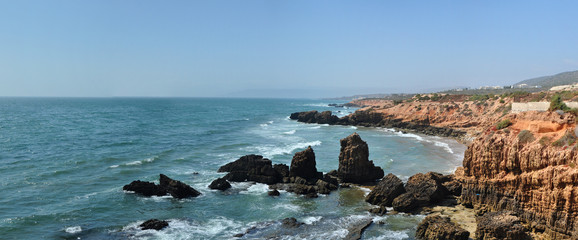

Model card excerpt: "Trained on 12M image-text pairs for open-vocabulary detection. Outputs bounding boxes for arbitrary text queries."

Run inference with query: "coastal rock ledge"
[415,215,469,240]
[123,174,201,199]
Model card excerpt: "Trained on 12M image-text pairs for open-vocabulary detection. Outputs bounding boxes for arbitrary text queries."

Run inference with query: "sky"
[1,1,578,98]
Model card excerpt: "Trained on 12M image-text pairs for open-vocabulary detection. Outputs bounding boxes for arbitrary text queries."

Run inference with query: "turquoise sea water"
[0,98,465,239]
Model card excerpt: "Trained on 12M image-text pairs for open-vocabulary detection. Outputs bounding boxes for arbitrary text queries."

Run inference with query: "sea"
[0,98,466,240]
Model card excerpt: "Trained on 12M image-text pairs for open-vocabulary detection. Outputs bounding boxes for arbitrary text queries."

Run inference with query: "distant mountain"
[514,70,578,88]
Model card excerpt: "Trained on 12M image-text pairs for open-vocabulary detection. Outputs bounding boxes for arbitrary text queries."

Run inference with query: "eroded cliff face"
[457,111,578,239]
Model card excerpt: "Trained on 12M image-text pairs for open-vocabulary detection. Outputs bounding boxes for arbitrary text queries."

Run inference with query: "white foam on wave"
[254,140,322,158]
[302,103,330,107]
[365,231,410,240]
[64,226,82,234]
[350,126,358,129]
[110,156,157,168]
[358,186,372,196]
[272,203,301,212]
[301,216,322,225]
[124,217,243,240]
[385,128,461,156]
[240,183,270,195]
[283,130,296,135]
[433,141,454,154]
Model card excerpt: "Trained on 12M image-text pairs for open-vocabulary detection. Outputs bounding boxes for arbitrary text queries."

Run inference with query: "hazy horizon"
[2,1,578,98]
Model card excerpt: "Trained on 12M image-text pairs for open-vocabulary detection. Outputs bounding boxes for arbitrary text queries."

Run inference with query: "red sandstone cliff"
[347,93,578,238]
[457,111,578,239]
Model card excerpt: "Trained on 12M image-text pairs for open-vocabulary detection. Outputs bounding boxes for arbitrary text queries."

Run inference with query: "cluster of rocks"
[365,172,461,214]
[290,110,465,138]
[123,174,201,199]
[214,133,384,198]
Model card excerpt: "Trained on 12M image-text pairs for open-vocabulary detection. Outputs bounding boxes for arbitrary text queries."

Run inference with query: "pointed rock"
[337,133,384,183]
[289,146,321,180]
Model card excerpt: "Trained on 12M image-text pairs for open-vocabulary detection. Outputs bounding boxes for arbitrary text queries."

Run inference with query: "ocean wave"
[109,156,157,168]
[283,130,296,135]
[301,216,323,225]
[64,226,82,234]
[253,140,322,158]
[123,217,243,240]
[240,183,270,195]
[302,103,330,107]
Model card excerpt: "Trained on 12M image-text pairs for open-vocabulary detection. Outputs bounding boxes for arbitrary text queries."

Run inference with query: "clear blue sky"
[1,1,578,98]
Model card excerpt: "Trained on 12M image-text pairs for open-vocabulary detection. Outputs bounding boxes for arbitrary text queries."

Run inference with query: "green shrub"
[552,131,577,147]
[496,119,512,130]
[549,94,570,111]
[499,99,505,104]
[539,136,550,146]
[517,130,535,144]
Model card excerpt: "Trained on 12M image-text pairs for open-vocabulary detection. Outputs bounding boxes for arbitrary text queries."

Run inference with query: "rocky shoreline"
[290,110,466,140]
[289,97,578,239]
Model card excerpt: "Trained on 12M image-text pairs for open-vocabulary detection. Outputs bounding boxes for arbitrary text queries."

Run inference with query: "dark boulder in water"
[392,192,419,212]
[159,174,201,198]
[281,217,303,228]
[140,219,169,231]
[123,180,166,197]
[289,146,322,181]
[366,173,406,207]
[415,215,469,240]
[208,177,231,191]
[344,218,373,240]
[218,155,286,185]
[368,206,388,216]
[337,133,384,183]
[390,172,455,212]
[268,189,280,196]
[123,174,200,199]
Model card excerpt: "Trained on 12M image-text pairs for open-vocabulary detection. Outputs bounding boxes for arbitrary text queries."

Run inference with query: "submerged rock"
[368,206,388,216]
[366,173,405,207]
[268,189,280,196]
[337,133,384,183]
[343,219,373,240]
[208,177,231,191]
[281,217,303,228]
[140,219,169,231]
[415,215,469,240]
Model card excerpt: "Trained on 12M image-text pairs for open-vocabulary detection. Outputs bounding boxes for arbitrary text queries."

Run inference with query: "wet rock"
[392,192,418,212]
[123,180,166,197]
[218,155,284,184]
[281,217,303,228]
[123,174,200,198]
[337,133,384,183]
[316,179,336,195]
[289,146,322,181]
[159,174,201,198]
[368,206,388,216]
[289,110,339,124]
[208,177,231,191]
[366,173,405,207]
[140,219,169,231]
[344,219,373,240]
[268,189,280,196]
[415,215,469,240]
[475,211,531,240]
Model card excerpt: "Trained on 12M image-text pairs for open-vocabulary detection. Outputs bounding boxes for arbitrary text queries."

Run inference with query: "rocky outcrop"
[140,219,169,231]
[218,154,288,184]
[290,110,465,138]
[415,215,469,240]
[377,172,455,213]
[475,211,530,240]
[289,110,339,124]
[219,148,338,197]
[458,111,578,239]
[208,177,231,191]
[337,133,384,183]
[123,174,201,199]
[289,146,322,180]
[343,219,373,240]
[365,173,405,207]
[159,174,202,198]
